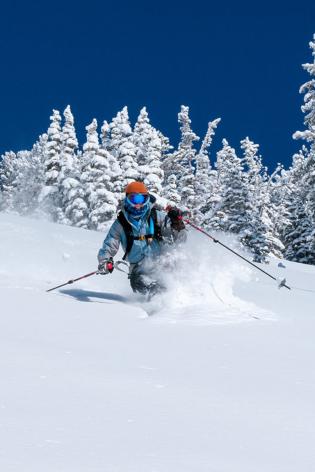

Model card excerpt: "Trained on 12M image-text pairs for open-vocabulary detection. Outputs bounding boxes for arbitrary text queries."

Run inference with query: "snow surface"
[1,213,315,471]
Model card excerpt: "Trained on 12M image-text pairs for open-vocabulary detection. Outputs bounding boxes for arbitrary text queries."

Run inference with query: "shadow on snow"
[60,288,129,304]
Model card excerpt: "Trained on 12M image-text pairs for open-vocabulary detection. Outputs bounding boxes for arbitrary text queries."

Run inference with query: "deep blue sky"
[1,0,315,171]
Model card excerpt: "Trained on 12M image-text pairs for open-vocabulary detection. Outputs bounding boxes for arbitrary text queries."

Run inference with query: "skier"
[97,181,186,297]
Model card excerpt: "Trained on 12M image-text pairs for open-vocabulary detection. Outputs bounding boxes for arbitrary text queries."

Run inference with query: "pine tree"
[293,34,315,145]
[292,34,315,263]
[164,106,199,208]
[28,134,49,216]
[100,120,123,200]
[61,105,78,167]
[238,137,266,258]
[281,149,314,262]
[284,198,313,263]
[133,107,151,167]
[0,151,17,212]
[203,139,249,233]
[43,109,62,186]
[0,151,33,215]
[241,137,264,191]
[1,138,48,218]
[178,106,199,208]
[11,150,35,215]
[60,176,89,228]
[159,130,174,190]
[109,107,139,189]
[157,130,173,156]
[240,138,284,261]
[194,118,221,221]
[162,174,181,205]
[141,131,164,193]
[57,105,81,225]
[133,107,164,193]
[40,109,63,220]
[81,119,118,231]
[101,120,111,151]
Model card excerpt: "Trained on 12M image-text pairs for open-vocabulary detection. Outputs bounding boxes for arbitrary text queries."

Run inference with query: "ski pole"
[183,219,291,291]
[46,270,99,292]
[46,260,128,293]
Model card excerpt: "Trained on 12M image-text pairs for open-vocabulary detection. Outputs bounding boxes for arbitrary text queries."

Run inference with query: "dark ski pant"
[128,261,165,297]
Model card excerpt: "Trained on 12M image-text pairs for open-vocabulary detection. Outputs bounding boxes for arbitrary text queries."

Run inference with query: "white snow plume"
[142,230,275,323]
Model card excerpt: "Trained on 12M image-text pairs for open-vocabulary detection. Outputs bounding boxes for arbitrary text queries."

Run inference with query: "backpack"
[117,207,163,260]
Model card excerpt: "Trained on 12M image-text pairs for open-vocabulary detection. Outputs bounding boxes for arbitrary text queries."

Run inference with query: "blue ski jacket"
[98,201,185,264]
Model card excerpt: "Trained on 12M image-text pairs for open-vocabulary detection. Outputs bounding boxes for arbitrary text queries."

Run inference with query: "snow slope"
[1,213,315,472]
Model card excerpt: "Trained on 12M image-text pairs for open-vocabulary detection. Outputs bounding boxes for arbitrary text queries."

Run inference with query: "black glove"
[167,207,185,231]
[98,257,114,275]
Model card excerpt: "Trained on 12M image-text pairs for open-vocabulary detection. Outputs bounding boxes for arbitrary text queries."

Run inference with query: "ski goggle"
[127,193,149,205]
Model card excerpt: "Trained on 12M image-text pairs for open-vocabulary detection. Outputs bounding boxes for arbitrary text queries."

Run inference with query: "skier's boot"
[129,263,165,299]
[146,280,166,301]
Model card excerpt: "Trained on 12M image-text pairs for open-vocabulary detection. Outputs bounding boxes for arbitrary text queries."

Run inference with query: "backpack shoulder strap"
[117,211,134,260]
[150,207,163,242]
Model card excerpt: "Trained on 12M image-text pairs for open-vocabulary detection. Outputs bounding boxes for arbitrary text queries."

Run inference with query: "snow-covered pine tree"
[11,150,35,215]
[281,150,311,261]
[282,149,314,262]
[178,106,199,209]
[4,135,48,218]
[27,134,49,216]
[292,34,315,263]
[194,118,221,222]
[0,150,35,216]
[163,106,199,209]
[162,174,181,205]
[241,137,264,191]
[239,138,284,261]
[100,120,123,202]
[100,120,111,151]
[284,198,314,263]
[203,139,249,233]
[157,130,173,156]
[108,108,129,154]
[59,175,89,229]
[109,107,139,189]
[158,130,175,202]
[43,109,63,187]
[133,107,164,193]
[133,107,151,167]
[61,105,78,168]
[81,119,118,231]
[0,151,17,212]
[238,137,266,257]
[39,109,63,220]
[293,34,315,145]
[142,132,164,193]
[55,106,89,227]
[62,148,89,229]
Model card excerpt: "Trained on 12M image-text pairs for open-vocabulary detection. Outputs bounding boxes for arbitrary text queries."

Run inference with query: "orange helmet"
[125,181,149,195]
